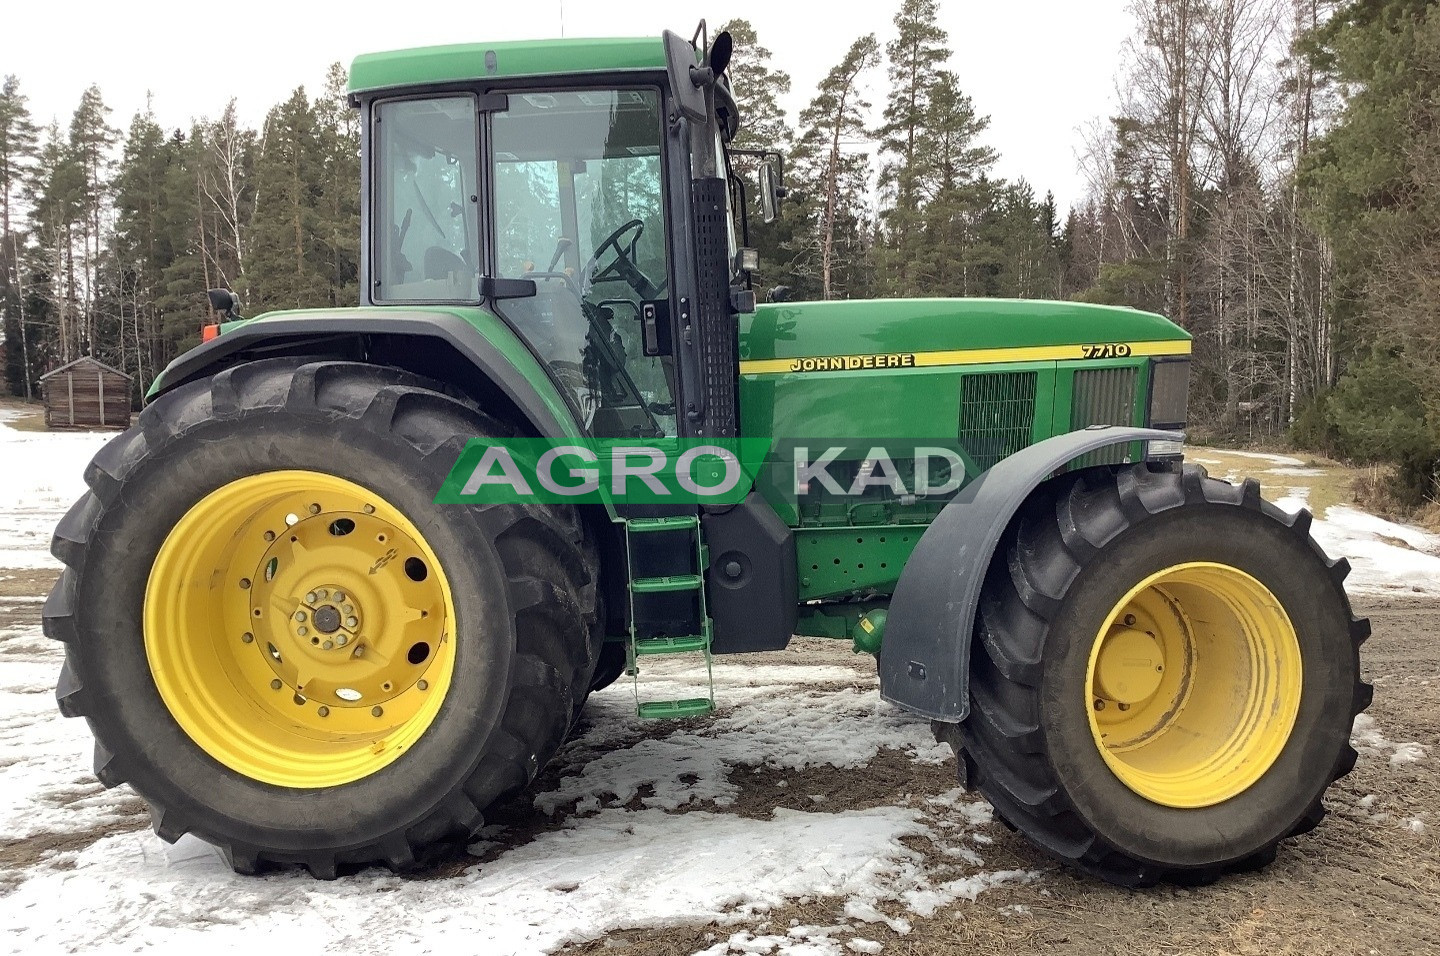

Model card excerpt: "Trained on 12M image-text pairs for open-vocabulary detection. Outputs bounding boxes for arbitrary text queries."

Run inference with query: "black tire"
[588,642,628,693]
[952,464,1371,887]
[47,359,602,878]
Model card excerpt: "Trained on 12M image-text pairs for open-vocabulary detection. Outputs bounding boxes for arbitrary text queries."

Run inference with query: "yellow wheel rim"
[144,471,456,788]
[1085,562,1302,808]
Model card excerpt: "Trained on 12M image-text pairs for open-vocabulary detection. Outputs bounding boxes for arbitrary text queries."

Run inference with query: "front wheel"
[955,465,1371,886]
[48,359,601,877]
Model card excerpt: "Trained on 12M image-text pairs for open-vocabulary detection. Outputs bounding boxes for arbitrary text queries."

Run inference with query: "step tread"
[630,574,704,593]
[634,635,711,655]
[626,516,700,532]
[637,698,715,719]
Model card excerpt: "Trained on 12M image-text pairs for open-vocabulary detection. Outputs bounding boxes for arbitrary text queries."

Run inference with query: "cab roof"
[348,37,669,95]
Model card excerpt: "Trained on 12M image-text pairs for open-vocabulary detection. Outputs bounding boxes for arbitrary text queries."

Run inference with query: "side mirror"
[759,161,780,224]
[207,288,240,320]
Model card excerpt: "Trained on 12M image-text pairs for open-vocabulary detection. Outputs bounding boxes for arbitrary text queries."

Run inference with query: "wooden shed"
[39,357,133,430]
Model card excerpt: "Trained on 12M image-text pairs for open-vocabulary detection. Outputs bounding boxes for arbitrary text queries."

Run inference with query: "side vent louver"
[958,372,1038,474]
[1070,367,1140,467]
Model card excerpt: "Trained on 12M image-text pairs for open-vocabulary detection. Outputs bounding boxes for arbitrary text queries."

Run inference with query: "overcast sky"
[2,0,1133,212]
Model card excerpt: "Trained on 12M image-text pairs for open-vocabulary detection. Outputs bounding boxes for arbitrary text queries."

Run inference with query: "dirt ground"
[3,563,1436,954]
[554,594,1440,956]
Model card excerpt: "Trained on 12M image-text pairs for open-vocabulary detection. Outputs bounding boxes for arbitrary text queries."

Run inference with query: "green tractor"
[47,26,1368,887]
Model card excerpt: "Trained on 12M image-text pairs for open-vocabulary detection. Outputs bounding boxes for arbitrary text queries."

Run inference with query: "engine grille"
[1070,366,1139,467]
[958,372,1038,473]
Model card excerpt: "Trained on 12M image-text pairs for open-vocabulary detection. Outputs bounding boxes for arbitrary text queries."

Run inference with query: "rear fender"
[878,427,1184,722]
[147,310,582,443]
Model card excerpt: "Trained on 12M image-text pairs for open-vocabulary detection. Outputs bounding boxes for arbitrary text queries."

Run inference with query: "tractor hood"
[738,298,1189,374]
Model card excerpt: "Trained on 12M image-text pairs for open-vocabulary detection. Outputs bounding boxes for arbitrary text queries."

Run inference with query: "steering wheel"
[585,219,661,298]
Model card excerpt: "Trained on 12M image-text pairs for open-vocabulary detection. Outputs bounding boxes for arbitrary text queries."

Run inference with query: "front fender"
[878,427,1184,722]
[147,308,583,442]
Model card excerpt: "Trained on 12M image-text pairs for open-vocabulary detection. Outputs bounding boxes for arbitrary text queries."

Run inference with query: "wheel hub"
[1093,627,1164,705]
[313,604,342,634]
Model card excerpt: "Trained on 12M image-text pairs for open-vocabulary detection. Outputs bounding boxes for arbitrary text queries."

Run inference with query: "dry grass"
[1350,465,1440,533]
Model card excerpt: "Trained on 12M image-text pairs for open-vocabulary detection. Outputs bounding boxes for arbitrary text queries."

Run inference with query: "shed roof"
[39,356,133,382]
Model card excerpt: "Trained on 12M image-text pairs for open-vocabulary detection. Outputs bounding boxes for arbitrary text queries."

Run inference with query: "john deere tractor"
[47,26,1368,886]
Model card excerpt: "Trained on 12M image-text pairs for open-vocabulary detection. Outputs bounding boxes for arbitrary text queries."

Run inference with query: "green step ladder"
[623,515,715,719]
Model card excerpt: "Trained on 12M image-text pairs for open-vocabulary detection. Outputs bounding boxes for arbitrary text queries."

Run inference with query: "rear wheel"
[48,359,601,877]
[956,465,1371,886]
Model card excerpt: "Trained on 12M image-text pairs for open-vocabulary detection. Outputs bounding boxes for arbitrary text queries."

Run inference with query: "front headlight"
[1146,438,1186,458]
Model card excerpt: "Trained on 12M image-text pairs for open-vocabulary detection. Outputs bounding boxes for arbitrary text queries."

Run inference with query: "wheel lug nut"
[238,578,251,590]
[305,591,317,604]
[1123,614,1136,626]
[371,706,383,718]
[263,530,276,542]
[342,604,354,615]
[323,640,334,650]
[309,503,321,515]
[317,706,329,717]
[333,591,347,603]
[241,632,253,644]
[345,616,358,628]
[298,626,309,637]
[270,679,283,690]
[336,635,348,647]
[363,504,375,514]
[418,679,428,691]
[1094,699,1106,711]
[295,611,307,622]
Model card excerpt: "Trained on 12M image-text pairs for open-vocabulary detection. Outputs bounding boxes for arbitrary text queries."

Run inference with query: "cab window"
[491,89,674,437]
[374,96,479,302]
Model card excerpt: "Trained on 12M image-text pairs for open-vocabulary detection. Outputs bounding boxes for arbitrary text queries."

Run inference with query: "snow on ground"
[1351,713,1430,770]
[1195,448,1306,467]
[538,665,949,815]
[0,651,1019,956]
[0,419,111,569]
[1272,495,1440,595]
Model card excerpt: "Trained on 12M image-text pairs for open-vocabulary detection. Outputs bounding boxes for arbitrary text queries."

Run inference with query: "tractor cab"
[350,27,780,440]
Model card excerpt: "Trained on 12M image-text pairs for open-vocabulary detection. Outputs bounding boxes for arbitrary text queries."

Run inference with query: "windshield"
[373,96,479,302]
[491,89,675,437]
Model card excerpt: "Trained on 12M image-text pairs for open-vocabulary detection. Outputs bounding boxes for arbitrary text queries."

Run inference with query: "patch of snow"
[1266,467,1326,477]
[1390,742,1427,768]
[537,685,949,814]
[1271,499,1440,595]
[0,807,933,954]
[1351,714,1428,769]
[0,424,111,568]
[847,940,883,954]
[1207,449,1306,466]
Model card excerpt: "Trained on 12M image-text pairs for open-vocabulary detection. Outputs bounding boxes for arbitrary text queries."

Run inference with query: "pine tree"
[793,35,880,299]
[1302,0,1440,499]
[247,87,332,311]
[29,121,86,365]
[316,64,361,307]
[67,85,119,357]
[0,76,39,396]
[878,0,951,289]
